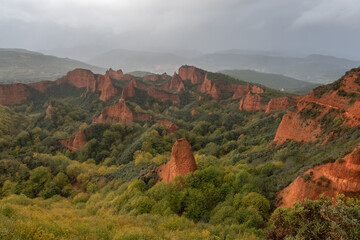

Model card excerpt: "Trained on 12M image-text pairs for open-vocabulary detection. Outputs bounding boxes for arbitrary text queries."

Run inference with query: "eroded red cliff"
[92,98,152,124]
[155,119,179,134]
[265,96,299,114]
[156,138,197,183]
[0,84,31,105]
[59,129,90,151]
[238,92,267,111]
[162,73,185,92]
[107,68,124,80]
[178,66,205,84]
[277,145,360,207]
[274,68,360,145]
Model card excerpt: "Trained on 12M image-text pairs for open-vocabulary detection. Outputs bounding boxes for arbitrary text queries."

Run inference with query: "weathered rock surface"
[238,92,266,111]
[277,145,360,207]
[265,96,299,114]
[157,138,197,183]
[162,73,185,92]
[191,109,200,116]
[199,74,221,99]
[107,68,124,80]
[92,98,152,124]
[178,66,205,84]
[147,87,180,104]
[0,83,31,105]
[274,68,360,145]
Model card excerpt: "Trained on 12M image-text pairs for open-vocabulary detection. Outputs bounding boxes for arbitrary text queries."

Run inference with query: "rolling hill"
[0,48,105,84]
[219,69,320,94]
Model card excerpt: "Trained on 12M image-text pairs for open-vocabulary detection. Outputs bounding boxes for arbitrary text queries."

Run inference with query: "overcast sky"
[1,0,360,59]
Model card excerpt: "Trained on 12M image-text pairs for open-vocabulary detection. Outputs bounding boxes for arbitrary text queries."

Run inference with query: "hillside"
[219,69,319,94]
[0,49,105,84]
[0,65,359,239]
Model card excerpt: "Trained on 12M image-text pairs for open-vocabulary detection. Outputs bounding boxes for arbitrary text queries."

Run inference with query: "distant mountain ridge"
[219,69,320,94]
[0,49,105,84]
[84,49,360,84]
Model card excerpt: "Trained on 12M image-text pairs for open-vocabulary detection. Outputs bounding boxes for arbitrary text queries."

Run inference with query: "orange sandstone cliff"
[265,96,299,114]
[92,98,152,124]
[178,66,205,84]
[162,73,185,92]
[0,84,31,105]
[156,138,197,183]
[155,119,179,134]
[274,68,360,145]
[277,145,360,207]
[238,92,267,111]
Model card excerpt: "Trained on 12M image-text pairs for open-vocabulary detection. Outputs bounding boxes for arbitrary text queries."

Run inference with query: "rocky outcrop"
[155,119,179,134]
[92,98,152,124]
[122,80,137,99]
[28,81,54,93]
[45,103,53,119]
[238,92,266,111]
[162,73,185,92]
[143,74,159,81]
[59,129,90,151]
[156,138,197,183]
[265,97,298,114]
[107,68,123,80]
[56,69,118,101]
[97,73,118,101]
[147,87,180,104]
[232,84,264,99]
[191,109,200,116]
[0,83,31,105]
[178,66,205,84]
[274,68,360,145]
[199,74,222,99]
[277,145,360,207]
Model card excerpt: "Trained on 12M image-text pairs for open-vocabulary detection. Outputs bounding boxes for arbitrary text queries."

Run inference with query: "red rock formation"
[56,69,118,101]
[45,103,53,119]
[60,130,89,151]
[28,81,54,93]
[96,73,118,101]
[147,87,180,104]
[121,74,135,81]
[92,98,152,124]
[238,92,266,111]
[0,84,31,105]
[265,97,298,114]
[199,74,222,99]
[178,66,205,84]
[277,145,360,207]
[162,73,185,92]
[232,84,264,99]
[155,119,179,134]
[274,68,360,145]
[122,80,137,99]
[191,109,200,116]
[107,68,123,80]
[56,69,97,92]
[157,138,197,183]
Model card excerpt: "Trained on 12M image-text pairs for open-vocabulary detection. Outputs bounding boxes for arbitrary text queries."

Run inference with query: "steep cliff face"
[56,69,97,92]
[274,68,360,145]
[277,145,360,207]
[59,129,89,151]
[157,138,197,183]
[232,84,264,99]
[0,83,31,105]
[162,73,185,92]
[238,92,266,111]
[122,80,137,99]
[178,66,205,84]
[97,73,118,101]
[265,97,299,114]
[28,81,54,93]
[107,68,123,80]
[199,74,221,99]
[147,87,180,104]
[56,68,118,101]
[92,98,152,124]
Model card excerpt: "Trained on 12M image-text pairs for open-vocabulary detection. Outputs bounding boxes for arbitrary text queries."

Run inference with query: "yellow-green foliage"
[0,194,263,240]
